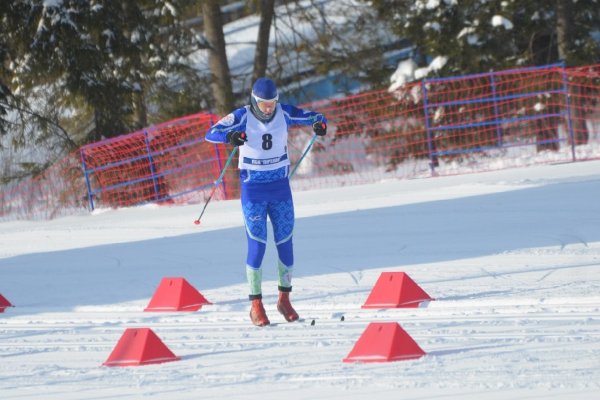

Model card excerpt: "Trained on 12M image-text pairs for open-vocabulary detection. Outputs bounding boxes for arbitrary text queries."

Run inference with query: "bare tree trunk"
[132,89,147,129]
[568,78,590,145]
[555,0,571,63]
[252,0,275,83]
[202,0,239,199]
[556,0,589,144]
[202,0,234,116]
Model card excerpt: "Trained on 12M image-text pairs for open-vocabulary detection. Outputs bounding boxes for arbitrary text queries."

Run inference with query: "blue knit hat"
[250,77,279,121]
[252,78,278,101]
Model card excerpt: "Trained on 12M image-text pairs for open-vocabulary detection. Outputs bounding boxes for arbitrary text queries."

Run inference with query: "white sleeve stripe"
[213,117,246,133]
[282,110,313,122]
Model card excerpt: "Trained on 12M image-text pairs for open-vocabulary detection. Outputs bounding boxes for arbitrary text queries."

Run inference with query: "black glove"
[313,121,327,136]
[227,131,247,146]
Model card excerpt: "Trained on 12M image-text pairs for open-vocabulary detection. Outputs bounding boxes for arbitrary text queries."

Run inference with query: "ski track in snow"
[2,298,600,399]
[2,161,600,399]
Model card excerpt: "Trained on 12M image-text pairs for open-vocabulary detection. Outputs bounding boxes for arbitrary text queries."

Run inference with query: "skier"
[205,77,327,326]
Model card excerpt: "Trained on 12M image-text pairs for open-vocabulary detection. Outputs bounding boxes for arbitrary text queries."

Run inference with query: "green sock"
[278,260,293,289]
[246,265,262,296]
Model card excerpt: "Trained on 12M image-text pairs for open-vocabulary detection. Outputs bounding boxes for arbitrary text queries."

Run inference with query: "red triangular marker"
[0,293,13,313]
[362,272,433,308]
[103,328,180,367]
[343,322,425,363]
[144,277,212,312]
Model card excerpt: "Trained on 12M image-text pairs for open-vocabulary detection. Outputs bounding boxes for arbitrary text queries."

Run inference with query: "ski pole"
[193,146,238,225]
[289,134,317,179]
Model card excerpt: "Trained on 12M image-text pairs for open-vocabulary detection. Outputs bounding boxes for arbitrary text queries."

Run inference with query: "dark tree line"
[2,0,600,184]
[368,0,600,74]
[0,0,210,182]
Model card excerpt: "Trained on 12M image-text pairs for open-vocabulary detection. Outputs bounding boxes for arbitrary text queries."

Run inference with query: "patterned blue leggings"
[241,179,294,270]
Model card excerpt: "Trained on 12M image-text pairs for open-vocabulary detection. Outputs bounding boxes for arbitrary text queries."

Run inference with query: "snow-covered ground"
[1,160,600,399]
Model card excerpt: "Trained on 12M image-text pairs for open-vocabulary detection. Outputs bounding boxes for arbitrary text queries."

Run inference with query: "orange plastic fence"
[1,63,599,220]
[79,113,222,209]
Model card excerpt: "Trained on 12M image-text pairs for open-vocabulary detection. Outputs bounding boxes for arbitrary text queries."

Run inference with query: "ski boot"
[249,297,270,327]
[277,289,299,322]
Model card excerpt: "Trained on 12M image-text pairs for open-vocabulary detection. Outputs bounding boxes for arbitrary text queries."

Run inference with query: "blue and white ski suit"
[206,104,326,297]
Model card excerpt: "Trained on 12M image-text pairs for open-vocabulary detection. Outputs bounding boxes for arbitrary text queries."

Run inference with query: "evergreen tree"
[7,0,199,144]
[368,0,600,75]
[0,0,206,183]
[0,1,27,139]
